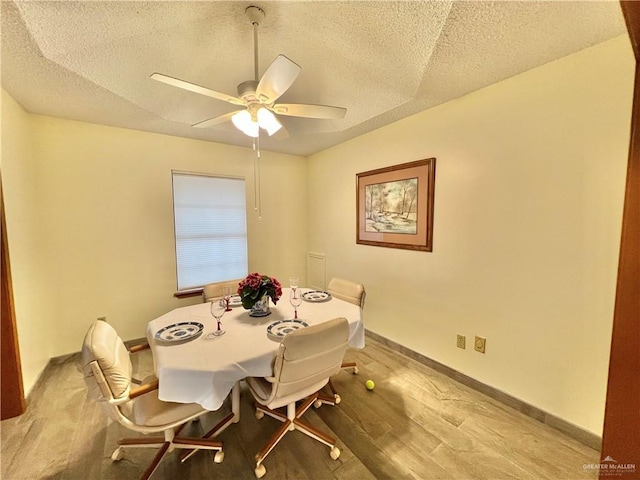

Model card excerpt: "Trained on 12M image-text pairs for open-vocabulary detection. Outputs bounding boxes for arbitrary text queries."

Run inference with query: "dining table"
[146,287,365,439]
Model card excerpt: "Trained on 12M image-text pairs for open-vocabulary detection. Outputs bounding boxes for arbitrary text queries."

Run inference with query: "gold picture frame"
[356,158,436,251]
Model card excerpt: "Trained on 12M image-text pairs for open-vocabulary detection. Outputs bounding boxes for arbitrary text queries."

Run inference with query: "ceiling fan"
[150,5,347,138]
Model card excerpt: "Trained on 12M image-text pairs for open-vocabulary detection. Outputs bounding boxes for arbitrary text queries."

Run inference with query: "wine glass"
[207,299,226,338]
[222,286,232,312]
[289,277,300,318]
[290,287,302,319]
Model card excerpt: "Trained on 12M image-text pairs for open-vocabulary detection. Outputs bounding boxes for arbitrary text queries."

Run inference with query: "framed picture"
[356,158,436,251]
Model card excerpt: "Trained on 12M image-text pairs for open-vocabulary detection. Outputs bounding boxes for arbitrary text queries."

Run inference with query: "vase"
[249,293,271,317]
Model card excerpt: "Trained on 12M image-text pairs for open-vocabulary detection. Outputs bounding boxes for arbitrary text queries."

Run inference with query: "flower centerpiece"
[237,273,282,317]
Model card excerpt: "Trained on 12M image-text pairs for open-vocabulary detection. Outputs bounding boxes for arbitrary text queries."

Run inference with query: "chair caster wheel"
[352,367,359,374]
[334,394,341,404]
[255,464,266,478]
[330,446,340,460]
[255,410,264,420]
[314,399,322,409]
[214,450,224,463]
[111,447,124,461]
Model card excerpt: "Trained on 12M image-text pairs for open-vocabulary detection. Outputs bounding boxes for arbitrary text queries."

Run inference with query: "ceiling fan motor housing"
[237,80,259,100]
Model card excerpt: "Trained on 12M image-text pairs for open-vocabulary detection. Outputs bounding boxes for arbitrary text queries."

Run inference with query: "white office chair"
[246,317,349,479]
[327,277,366,310]
[203,279,242,302]
[81,320,224,480]
[326,277,366,402]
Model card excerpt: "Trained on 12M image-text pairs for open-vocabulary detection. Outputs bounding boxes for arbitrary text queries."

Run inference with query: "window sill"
[174,288,203,299]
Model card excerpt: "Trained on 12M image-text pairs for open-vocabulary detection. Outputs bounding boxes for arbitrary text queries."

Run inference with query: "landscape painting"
[357,158,436,252]
[365,178,418,234]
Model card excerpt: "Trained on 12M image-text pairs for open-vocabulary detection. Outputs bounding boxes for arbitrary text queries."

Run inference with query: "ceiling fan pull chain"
[252,137,262,219]
[256,134,262,219]
[253,138,258,212]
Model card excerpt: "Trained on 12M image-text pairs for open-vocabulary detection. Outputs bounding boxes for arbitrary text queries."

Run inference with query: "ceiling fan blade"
[255,55,301,104]
[192,110,241,128]
[151,73,244,106]
[272,103,347,120]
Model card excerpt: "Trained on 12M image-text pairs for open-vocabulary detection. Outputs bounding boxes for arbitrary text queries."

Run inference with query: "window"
[172,172,248,291]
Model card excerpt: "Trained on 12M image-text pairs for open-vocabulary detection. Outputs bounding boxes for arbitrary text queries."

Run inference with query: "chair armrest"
[129,379,159,399]
[128,343,150,354]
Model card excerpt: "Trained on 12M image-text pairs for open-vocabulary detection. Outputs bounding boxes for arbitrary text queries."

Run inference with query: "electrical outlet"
[474,336,486,354]
[97,316,107,322]
[456,334,466,349]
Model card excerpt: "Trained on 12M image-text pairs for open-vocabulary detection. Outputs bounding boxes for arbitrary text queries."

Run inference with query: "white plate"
[302,291,332,303]
[267,320,309,340]
[154,322,204,344]
[228,295,243,307]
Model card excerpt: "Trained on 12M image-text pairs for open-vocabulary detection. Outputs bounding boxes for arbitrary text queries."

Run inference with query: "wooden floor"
[1,337,599,480]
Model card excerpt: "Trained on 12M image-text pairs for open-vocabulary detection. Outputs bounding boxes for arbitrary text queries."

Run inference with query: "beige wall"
[3,108,307,371]
[2,34,633,433]
[307,35,634,434]
[1,90,55,392]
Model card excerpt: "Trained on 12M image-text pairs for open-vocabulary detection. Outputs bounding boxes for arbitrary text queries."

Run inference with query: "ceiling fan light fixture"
[257,107,282,136]
[232,110,259,137]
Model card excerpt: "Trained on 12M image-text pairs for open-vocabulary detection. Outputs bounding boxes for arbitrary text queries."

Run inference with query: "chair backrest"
[270,317,349,403]
[327,277,366,309]
[203,279,242,302]
[81,321,134,426]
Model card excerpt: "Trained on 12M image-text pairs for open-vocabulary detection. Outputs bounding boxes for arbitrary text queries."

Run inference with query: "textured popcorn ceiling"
[0,1,627,156]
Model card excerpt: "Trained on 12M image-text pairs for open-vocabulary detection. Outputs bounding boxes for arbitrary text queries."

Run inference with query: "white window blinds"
[172,172,248,290]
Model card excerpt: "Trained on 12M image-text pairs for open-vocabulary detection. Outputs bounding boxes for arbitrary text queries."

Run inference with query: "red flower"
[238,273,282,309]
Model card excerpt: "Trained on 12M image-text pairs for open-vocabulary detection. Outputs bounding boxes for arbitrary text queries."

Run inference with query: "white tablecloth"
[146,288,364,411]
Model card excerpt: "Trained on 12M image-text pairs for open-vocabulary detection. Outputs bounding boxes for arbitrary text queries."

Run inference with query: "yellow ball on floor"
[365,379,375,390]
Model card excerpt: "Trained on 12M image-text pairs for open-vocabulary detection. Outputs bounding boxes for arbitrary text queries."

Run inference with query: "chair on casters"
[81,320,224,480]
[203,279,242,302]
[326,277,366,403]
[246,317,350,479]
